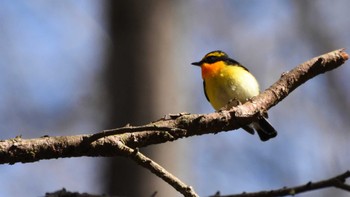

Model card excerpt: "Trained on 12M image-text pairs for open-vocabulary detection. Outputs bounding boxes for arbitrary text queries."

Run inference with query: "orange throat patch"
[201,61,225,79]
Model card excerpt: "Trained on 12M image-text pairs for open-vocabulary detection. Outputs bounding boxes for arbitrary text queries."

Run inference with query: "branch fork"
[0,49,348,197]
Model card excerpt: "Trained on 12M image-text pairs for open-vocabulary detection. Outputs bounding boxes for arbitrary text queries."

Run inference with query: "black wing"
[203,81,210,102]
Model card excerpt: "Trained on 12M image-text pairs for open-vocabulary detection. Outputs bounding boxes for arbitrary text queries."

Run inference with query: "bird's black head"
[192,50,230,66]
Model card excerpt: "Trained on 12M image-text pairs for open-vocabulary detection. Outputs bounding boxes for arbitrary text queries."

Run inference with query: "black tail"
[252,117,277,141]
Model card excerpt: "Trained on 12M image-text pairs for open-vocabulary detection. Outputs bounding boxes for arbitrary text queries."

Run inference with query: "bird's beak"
[191,61,201,66]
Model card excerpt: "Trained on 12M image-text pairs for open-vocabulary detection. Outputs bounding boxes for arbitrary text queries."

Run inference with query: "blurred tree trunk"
[102,1,184,196]
[103,1,154,196]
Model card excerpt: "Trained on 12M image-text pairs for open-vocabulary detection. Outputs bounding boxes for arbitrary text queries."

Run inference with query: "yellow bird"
[192,50,277,141]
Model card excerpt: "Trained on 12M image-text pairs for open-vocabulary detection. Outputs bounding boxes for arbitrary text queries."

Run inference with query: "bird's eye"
[205,56,217,63]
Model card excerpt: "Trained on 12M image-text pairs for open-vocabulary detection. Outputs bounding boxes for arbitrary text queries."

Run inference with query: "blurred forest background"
[0,1,350,196]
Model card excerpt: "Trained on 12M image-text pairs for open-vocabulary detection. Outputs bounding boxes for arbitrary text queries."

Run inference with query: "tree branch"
[2,49,348,197]
[116,143,199,197]
[211,171,350,197]
[45,171,350,197]
[0,49,347,165]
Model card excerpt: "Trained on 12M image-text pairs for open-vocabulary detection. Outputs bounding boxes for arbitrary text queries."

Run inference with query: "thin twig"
[116,142,199,197]
[44,171,350,197]
[212,171,350,197]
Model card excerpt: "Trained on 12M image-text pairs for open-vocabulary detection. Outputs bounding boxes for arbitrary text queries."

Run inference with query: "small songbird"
[192,50,277,141]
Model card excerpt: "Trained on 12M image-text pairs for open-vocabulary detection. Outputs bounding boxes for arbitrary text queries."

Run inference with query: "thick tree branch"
[212,170,350,197]
[0,49,347,165]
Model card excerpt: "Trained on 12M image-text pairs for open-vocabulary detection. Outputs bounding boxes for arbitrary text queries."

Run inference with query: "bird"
[192,50,277,141]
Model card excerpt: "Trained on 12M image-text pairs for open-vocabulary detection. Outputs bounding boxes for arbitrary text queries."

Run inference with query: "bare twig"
[45,188,104,197]
[211,171,350,197]
[0,49,347,165]
[45,171,350,197]
[116,142,199,197]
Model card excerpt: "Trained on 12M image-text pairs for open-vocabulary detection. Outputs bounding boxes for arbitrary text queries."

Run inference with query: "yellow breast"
[202,62,260,110]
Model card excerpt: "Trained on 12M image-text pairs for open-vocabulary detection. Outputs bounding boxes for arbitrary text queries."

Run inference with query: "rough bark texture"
[0,49,347,165]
